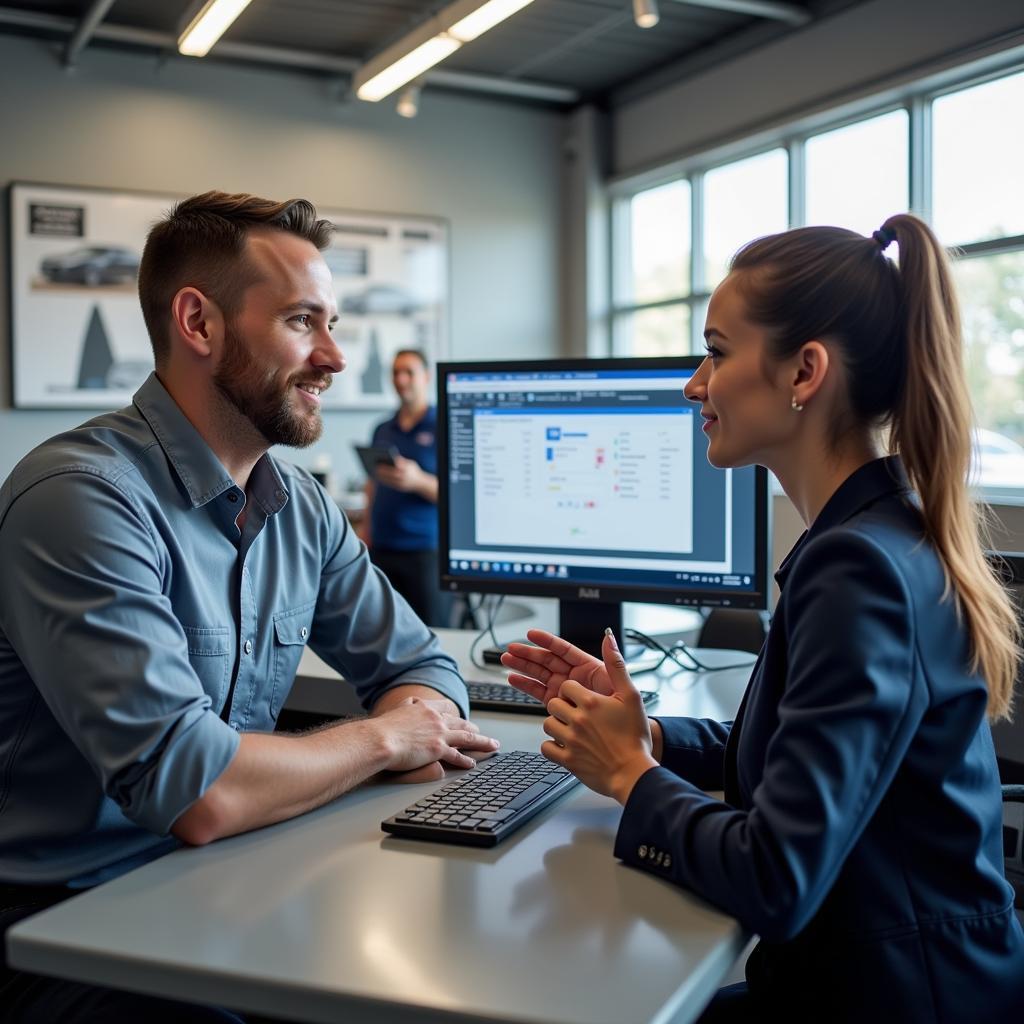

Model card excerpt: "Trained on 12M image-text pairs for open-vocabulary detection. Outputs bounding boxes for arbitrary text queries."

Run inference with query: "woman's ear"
[791,340,830,409]
[170,287,224,359]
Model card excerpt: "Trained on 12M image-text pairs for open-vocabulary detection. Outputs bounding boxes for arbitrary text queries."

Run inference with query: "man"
[361,349,448,626]
[0,191,497,1022]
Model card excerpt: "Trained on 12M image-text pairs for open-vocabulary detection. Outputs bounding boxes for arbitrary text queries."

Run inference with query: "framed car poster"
[7,182,449,410]
[8,183,166,409]
[316,206,448,411]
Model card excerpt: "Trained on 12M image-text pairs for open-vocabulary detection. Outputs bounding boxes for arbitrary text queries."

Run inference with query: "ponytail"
[731,215,1020,720]
[882,214,1019,720]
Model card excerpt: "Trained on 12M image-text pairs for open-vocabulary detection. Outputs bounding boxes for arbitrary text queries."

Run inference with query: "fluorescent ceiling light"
[178,0,254,57]
[354,0,537,103]
[356,35,461,102]
[448,0,536,42]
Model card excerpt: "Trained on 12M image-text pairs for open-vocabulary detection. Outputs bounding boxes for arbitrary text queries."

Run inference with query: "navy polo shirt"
[370,406,439,551]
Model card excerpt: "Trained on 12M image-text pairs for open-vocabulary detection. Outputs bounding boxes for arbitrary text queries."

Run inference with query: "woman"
[501,214,1024,1022]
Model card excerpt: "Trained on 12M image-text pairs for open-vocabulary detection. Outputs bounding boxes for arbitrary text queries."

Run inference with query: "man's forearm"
[172,719,390,846]
[371,683,458,716]
[416,472,439,504]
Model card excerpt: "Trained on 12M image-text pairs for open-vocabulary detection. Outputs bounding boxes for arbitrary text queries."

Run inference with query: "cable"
[624,628,758,674]
[468,593,506,671]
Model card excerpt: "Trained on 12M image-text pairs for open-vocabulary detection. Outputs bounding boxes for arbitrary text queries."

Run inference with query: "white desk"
[7,630,753,1024]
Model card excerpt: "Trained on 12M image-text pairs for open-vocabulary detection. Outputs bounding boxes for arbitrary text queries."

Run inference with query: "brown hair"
[138,190,333,364]
[730,214,1019,720]
[393,348,430,369]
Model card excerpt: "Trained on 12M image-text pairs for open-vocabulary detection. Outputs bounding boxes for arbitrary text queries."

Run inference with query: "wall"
[613,0,1024,177]
[0,34,565,485]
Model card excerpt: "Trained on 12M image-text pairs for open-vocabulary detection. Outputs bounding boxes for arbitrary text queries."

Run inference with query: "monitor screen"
[438,357,771,656]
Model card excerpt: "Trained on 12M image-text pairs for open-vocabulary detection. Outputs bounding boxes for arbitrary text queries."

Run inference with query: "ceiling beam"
[63,0,118,67]
[0,5,578,104]
[669,0,811,26]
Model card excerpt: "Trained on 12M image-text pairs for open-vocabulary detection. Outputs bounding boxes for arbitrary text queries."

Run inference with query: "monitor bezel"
[437,356,772,613]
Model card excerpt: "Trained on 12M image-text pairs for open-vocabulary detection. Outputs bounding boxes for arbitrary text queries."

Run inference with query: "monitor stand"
[558,599,623,661]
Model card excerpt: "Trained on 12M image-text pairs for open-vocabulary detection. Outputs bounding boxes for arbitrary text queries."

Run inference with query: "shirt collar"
[774,456,910,592]
[132,372,288,513]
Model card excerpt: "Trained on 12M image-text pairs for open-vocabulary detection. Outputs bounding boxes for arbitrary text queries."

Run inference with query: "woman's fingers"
[500,649,557,682]
[525,629,601,669]
[546,695,577,723]
[542,715,566,743]
[506,672,550,703]
[540,739,571,768]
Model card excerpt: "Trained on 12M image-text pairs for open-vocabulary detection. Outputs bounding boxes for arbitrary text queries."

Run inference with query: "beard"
[213,322,329,449]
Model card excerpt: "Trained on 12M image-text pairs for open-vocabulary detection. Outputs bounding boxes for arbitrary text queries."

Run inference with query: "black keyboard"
[381,750,580,847]
[466,679,658,715]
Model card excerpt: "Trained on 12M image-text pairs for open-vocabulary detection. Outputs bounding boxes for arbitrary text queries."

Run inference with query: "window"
[953,252,1024,495]
[619,180,690,305]
[933,70,1024,489]
[805,110,908,235]
[932,71,1024,246]
[703,149,788,288]
[611,179,692,356]
[612,304,690,357]
[610,61,1024,501]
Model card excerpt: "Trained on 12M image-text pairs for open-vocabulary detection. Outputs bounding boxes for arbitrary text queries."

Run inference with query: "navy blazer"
[615,457,1024,1021]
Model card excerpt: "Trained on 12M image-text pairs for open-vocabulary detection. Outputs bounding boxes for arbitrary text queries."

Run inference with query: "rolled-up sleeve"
[0,471,239,835]
[307,490,468,717]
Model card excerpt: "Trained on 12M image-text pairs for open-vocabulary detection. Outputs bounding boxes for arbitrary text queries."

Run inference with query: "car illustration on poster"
[39,245,140,287]
[340,283,421,317]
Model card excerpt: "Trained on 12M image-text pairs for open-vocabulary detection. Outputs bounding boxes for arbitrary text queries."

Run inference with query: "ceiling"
[0,0,867,108]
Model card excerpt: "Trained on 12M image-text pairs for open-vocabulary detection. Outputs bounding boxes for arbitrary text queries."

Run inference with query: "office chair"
[987,551,1024,921]
[697,608,768,655]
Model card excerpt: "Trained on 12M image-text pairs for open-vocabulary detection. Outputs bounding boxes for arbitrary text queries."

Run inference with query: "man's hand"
[369,696,499,774]
[375,455,428,494]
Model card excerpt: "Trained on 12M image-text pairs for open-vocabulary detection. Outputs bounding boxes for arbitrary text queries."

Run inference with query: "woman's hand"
[501,628,615,706]
[510,630,659,805]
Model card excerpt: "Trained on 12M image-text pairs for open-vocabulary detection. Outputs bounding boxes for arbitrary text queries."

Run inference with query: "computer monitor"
[438,357,771,656]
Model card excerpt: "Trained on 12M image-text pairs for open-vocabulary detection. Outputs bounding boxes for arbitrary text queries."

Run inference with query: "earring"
[791,396,804,412]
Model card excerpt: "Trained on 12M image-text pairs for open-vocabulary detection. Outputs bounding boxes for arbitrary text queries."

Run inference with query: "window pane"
[933,71,1024,245]
[805,110,908,234]
[613,305,690,357]
[952,251,1024,494]
[704,149,788,288]
[691,296,710,356]
[622,180,691,304]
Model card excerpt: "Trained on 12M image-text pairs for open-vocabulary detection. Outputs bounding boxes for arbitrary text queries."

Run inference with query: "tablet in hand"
[354,444,400,476]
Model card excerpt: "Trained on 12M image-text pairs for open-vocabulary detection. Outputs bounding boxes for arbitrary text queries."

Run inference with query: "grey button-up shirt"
[0,373,465,886]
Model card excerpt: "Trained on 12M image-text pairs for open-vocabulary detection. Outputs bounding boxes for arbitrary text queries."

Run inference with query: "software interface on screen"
[442,364,764,608]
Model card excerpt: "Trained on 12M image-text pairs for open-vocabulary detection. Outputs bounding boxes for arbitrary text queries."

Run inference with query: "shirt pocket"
[182,626,232,714]
[270,602,316,720]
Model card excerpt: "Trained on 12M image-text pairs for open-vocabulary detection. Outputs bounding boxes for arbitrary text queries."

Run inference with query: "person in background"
[503,214,1024,1022]
[0,192,498,1023]
[361,349,449,626]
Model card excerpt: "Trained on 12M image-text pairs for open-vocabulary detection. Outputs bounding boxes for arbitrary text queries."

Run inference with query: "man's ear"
[790,340,830,409]
[170,287,224,359]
